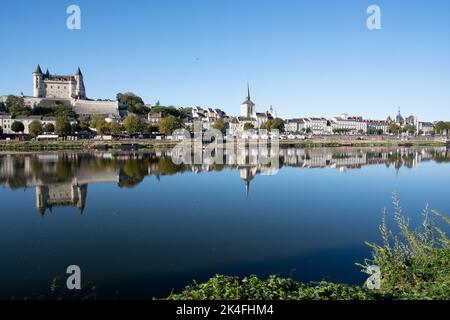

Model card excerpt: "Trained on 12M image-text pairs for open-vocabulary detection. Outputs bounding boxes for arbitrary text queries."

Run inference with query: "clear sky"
[1,0,450,121]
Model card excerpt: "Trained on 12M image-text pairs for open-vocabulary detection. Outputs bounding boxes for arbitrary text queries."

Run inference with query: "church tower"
[240,83,255,117]
[32,65,44,98]
[74,67,86,99]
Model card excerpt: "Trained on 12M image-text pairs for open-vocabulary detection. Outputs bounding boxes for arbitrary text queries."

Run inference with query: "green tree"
[71,122,81,134]
[90,115,106,130]
[28,120,43,137]
[11,121,25,134]
[158,115,182,135]
[98,122,111,135]
[5,96,29,115]
[403,124,416,135]
[117,92,149,115]
[150,106,182,118]
[435,121,449,135]
[43,123,55,133]
[261,118,285,131]
[110,122,124,135]
[243,123,255,131]
[55,116,72,137]
[212,118,226,134]
[388,123,401,134]
[123,115,143,135]
[376,129,384,135]
[0,101,6,112]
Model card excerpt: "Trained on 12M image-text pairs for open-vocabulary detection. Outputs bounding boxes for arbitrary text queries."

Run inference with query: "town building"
[367,120,390,134]
[148,112,162,126]
[0,114,76,134]
[236,84,276,131]
[330,115,368,134]
[304,117,328,135]
[284,118,307,133]
[418,122,435,135]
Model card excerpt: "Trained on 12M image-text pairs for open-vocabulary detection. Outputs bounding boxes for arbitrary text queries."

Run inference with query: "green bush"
[361,194,450,300]
[166,275,375,300]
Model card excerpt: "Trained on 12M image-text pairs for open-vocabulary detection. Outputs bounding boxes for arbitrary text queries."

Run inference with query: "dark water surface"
[1,146,449,299]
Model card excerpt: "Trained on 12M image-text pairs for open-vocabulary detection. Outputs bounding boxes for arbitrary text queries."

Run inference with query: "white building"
[418,122,434,135]
[285,118,306,133]
[330,115,368,134]
[0,115,75,135]
[367,120,389,134]
[304,117,328,135]
[33,65,86,99]
[12,65,127,118]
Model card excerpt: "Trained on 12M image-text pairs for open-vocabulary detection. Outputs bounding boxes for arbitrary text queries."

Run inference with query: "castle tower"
[32,65,44,98]
[35,185,49,215]
[74,67,86,99]
[240,83,255,117]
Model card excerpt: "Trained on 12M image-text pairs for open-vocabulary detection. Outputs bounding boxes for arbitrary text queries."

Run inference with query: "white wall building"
[330,116,368,134]
[304,118,328,135]
[0,115,75,135]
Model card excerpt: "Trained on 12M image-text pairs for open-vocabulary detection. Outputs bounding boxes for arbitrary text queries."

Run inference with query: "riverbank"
[0,137,446,151]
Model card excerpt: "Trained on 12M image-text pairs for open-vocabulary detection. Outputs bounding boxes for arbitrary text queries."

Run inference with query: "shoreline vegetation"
[14,196,450,300]
[0,138,446,152]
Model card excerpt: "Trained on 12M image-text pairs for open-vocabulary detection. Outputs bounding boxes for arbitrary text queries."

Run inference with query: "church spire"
[247,82,251,101]
[76,67,83,76]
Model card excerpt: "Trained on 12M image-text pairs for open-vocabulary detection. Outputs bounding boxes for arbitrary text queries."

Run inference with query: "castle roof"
[34,65,43,74]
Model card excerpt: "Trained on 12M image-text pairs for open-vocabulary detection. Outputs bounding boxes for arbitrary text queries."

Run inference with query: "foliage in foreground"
[361,194,450,300]
[167,195,450,300]
[166,275,377,300]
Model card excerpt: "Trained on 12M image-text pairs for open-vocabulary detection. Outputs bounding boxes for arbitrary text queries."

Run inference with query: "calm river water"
[0,146,449,299]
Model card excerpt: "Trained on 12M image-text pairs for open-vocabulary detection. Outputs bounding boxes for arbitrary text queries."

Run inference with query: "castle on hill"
[33,65,86,100]
[20,65,126,119]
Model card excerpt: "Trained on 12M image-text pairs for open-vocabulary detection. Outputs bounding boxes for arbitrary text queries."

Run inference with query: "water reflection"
[0,147,448,215]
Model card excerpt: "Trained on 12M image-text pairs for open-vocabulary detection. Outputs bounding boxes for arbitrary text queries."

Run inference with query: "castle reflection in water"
[0,147,448,215]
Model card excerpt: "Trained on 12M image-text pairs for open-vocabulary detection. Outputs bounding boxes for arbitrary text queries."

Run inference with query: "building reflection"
[0,147,448,215]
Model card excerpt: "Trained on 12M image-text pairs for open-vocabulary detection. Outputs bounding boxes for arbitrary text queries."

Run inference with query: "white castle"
[33,64,86,100]
[18,65,126,119]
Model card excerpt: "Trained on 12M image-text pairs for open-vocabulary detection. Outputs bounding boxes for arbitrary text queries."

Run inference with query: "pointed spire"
[245,180,250,199]
[247,82,251,101]
[75,67,83,76]
[33,64,42,74]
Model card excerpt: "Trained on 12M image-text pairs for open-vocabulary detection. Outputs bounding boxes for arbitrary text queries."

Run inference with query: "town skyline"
[1,65,444,125]
[1,1,450,121]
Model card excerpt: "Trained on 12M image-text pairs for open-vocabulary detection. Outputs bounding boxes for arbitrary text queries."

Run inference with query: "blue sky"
[1,0,450,121]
